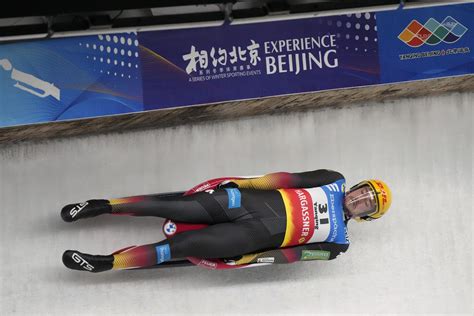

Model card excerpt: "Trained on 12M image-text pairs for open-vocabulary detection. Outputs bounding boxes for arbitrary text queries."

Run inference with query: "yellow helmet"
[350,179,392,221]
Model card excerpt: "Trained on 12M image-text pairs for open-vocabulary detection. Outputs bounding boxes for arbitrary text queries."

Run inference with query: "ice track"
[0,92,472,314]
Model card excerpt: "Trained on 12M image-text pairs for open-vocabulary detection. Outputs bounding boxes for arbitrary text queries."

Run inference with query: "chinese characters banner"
[138,13,379,110]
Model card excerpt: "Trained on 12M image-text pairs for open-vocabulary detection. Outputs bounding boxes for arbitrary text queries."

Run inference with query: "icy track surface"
[0,92,472,315]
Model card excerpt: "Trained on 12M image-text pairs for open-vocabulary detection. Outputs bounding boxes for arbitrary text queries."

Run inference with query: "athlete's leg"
[61,191,230,224]
[62,219,285,272]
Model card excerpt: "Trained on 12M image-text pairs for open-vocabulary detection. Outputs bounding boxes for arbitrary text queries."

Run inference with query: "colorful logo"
[301,250,330,261]
[164,221,177,235]
[398,16,467,47]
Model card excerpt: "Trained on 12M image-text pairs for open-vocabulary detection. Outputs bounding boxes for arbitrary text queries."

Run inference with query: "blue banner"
[139,13,379,110]
[0,33,143,127]
[376,3,474,82]
[0,3,473,128]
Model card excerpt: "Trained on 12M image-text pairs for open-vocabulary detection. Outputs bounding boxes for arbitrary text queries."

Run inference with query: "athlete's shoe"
[62,250,114,273]
[61,199,111,222]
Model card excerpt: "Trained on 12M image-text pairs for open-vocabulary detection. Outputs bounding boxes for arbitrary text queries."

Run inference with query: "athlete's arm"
[222,169,344,190]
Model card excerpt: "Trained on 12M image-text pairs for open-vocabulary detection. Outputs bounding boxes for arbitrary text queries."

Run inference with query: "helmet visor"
[345,184,377,218]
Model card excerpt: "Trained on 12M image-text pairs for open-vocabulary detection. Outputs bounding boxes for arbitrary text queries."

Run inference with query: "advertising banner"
[376,4,474,83]
[0,33,143,127]
[139,13,379,110]
[0,3,472,128]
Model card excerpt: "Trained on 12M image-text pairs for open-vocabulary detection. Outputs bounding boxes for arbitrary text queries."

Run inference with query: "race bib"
[279,179,348,247]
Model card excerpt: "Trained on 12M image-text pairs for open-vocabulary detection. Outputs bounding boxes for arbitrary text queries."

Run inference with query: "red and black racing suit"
[62,169,349,272]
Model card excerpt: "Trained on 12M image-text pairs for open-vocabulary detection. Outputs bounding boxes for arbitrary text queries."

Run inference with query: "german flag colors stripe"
[278,189,315,247]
